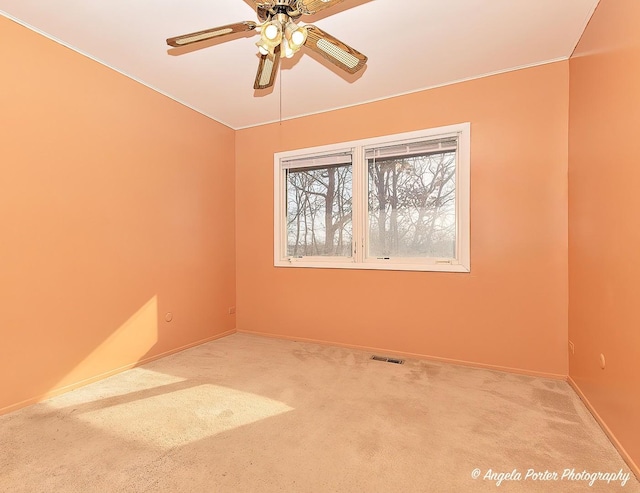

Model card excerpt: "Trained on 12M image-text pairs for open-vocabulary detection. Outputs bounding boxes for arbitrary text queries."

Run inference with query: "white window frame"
[274,123,470,273]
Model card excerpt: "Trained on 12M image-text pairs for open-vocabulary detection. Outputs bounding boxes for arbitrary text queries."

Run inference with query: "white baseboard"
[567,376,639,481]
[236,329,567,380]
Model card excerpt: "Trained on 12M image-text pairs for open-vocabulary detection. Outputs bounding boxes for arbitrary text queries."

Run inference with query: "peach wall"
[568,0,640,471]
[236,62,569,376]
[0,17,236,413]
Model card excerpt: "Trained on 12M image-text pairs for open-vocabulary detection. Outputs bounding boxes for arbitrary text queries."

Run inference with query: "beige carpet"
[1,333,637,492]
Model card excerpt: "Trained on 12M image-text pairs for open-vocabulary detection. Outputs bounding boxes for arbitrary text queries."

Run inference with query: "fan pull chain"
[279,62,283,127]
[278,59,283,150]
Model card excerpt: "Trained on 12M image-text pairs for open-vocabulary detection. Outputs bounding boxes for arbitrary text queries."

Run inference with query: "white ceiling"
[1,0,598,129]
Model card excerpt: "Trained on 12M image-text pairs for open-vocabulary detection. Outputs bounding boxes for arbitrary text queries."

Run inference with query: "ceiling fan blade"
[304,25,367,74]
[254,47,281,90]
[167,21,257,48]
[295,0,344,15]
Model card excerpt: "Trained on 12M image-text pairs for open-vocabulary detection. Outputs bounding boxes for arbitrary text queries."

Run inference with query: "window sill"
[274,260,470,273]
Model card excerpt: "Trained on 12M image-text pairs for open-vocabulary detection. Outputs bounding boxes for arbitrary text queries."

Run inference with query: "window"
[274,123,470,272]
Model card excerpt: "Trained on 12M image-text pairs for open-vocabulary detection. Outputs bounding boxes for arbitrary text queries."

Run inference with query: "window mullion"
[352,145,364,264]
[362,149,370,264]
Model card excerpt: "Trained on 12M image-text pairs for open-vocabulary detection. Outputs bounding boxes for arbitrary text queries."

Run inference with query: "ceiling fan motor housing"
[262,1,302,21]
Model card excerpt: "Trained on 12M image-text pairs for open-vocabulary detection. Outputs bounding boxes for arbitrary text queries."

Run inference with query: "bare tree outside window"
[286,163,353,257]
[368,148,456,258]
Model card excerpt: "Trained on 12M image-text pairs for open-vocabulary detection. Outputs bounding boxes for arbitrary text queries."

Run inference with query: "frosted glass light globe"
[264,24,279,40]
[291,29,305,46]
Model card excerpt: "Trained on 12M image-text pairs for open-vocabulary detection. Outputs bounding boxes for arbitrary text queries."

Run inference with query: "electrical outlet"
[228,306,236,315]
[568,341,575,355]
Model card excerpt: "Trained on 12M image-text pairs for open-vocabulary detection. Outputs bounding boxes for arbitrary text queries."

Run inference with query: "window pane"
[368,145,456,258]
[286,163,352,257]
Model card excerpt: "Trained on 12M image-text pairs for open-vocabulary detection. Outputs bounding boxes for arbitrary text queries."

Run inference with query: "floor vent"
[371,355,405,365]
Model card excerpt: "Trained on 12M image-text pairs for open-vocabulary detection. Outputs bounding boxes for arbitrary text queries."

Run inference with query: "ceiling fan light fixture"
[256,38,278,56]
[263,23,280,41]
[291,28,306,46]
[282,39,295,59]
[256,20,283,55]
[285,21,307,49]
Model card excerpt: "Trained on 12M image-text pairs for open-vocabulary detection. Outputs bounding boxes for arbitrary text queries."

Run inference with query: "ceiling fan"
[166,0,368,90]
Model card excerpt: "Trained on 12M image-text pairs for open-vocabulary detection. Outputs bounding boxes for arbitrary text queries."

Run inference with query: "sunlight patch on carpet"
[74,384,293,448]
